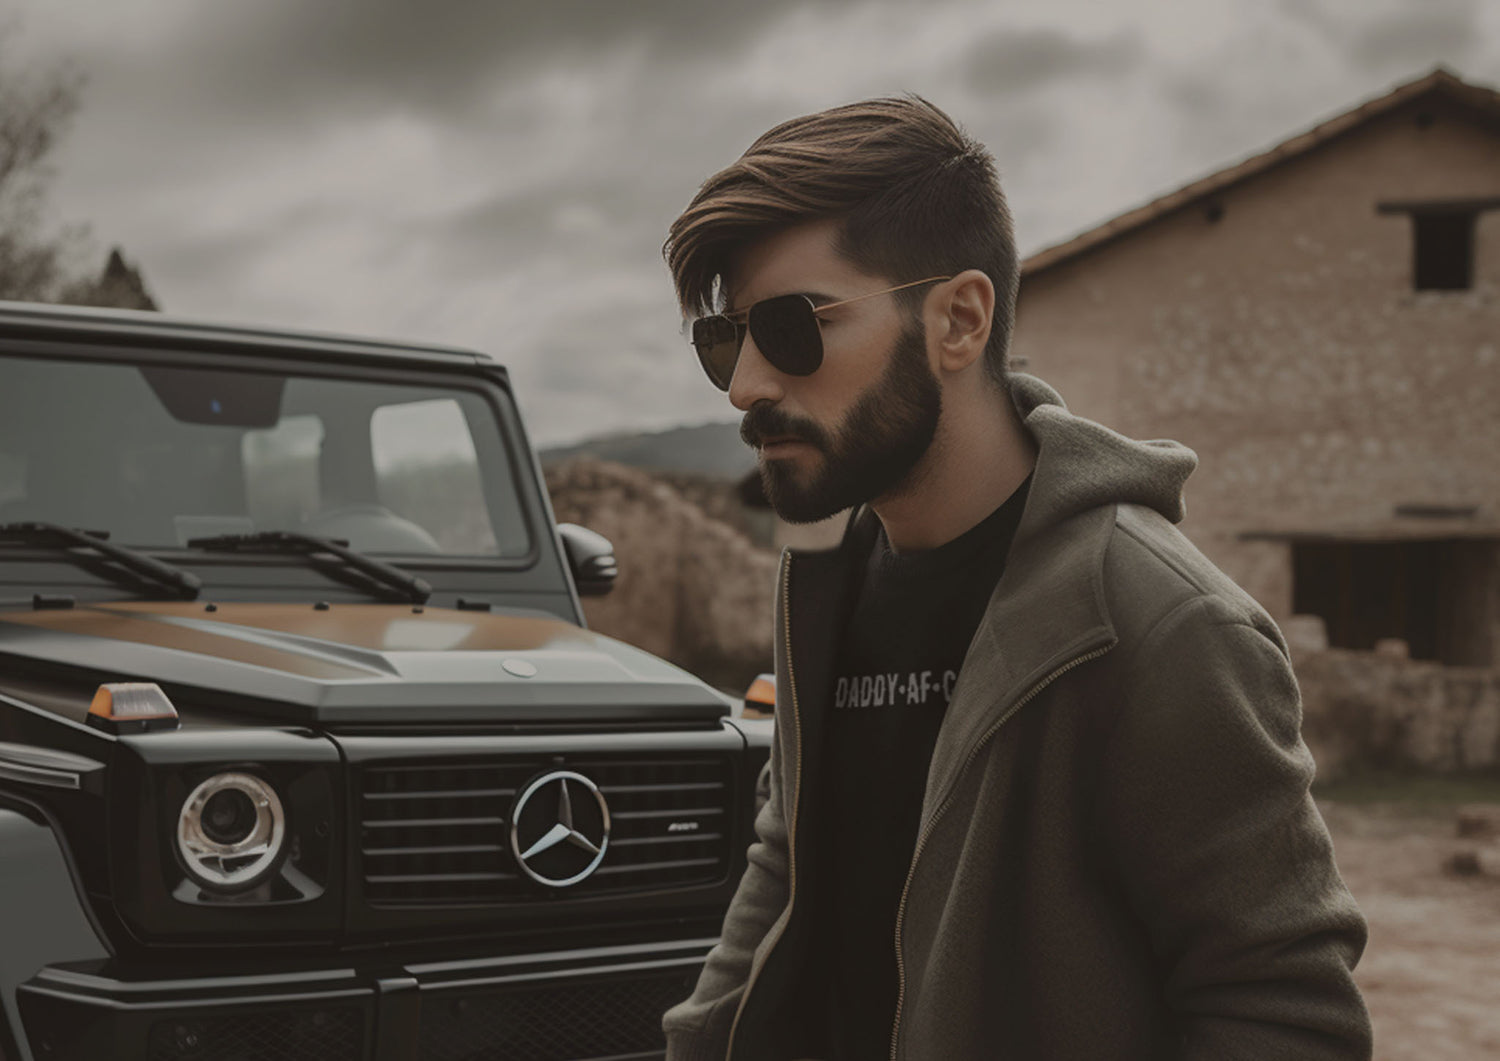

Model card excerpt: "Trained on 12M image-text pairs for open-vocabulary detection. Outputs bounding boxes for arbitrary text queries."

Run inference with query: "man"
[661,97,1371,1060]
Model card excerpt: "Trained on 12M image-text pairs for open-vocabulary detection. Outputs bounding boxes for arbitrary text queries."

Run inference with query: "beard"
[740,320,942,524]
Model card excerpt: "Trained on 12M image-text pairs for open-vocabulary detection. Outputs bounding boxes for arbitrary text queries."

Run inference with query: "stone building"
[1010,67,1500,668]
[555,70,1500,769]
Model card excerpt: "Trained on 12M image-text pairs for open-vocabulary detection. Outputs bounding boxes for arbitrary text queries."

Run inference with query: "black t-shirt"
[820,477,1030,1061]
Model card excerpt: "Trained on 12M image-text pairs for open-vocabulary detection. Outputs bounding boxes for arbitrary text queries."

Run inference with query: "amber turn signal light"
[87,682,180,734]
[742,673,775,719]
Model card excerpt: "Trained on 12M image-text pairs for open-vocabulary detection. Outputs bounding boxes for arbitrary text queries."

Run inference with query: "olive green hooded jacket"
[664,374,1371,1060]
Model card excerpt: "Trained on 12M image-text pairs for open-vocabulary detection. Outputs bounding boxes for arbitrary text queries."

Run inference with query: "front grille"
[359,754,732,906]
[146,1007,362,1061]
[419,967,695,1061]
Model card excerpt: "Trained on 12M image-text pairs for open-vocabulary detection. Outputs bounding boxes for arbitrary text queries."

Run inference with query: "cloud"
[14,0,1500,448]
[1347,4,1480,73]
[1279,0,1481,77]
[428,173,665,275]
[960,27,1143,96]
[34,0,873,137]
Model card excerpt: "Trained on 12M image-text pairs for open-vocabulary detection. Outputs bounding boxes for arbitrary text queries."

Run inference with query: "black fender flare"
[0,806,108,1061]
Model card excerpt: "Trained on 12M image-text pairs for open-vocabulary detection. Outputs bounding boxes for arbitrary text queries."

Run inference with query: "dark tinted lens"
[691,315,742,391]
[748,295,822,377]
[201,789,258,845]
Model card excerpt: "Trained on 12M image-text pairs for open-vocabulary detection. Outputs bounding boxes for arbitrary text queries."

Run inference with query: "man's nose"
[727,332,786,412]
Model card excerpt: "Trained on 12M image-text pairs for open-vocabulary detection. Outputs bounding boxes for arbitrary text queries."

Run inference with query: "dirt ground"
[1319,799,1500,1060]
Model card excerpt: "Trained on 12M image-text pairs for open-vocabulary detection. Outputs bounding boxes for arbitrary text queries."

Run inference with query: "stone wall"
[653,470,774,550]
[545,459,778,691]
[1290,617,1500,780]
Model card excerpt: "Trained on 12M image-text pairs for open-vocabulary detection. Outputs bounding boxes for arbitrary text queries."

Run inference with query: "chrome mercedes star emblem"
[509,770,610,888]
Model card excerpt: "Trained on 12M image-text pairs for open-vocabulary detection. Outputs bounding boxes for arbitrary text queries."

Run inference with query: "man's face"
[725,220,942,524]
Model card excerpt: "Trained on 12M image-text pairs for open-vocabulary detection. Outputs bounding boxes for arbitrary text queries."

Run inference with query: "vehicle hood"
[0,601,730,724]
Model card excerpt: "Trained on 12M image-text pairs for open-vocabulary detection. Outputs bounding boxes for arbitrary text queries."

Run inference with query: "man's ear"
[929,269,995,375]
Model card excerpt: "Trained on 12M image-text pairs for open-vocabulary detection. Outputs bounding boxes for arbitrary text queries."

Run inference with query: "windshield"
[0,354,531,558]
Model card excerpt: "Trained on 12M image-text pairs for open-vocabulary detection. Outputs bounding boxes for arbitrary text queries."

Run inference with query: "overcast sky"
[10,0,1500,445]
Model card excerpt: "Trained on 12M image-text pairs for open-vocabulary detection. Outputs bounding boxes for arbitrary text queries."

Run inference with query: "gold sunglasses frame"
[718,275,954,325]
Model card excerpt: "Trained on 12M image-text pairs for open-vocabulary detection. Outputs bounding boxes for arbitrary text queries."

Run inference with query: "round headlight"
[176,772,286,890]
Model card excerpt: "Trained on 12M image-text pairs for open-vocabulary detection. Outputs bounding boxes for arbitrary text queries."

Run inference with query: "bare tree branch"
[0,21,91,302]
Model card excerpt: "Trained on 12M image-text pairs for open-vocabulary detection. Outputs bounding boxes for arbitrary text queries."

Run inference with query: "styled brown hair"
[665,95,1019,388]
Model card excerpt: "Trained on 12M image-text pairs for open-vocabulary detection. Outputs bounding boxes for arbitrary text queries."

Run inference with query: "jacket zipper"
[887,643,1114,1061]
[726,556,802,1061]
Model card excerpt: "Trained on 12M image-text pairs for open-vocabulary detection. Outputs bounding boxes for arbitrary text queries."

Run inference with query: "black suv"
[0,301,766,1061]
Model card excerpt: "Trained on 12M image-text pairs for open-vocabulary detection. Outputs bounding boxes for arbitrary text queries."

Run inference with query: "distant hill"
[540,420,753,479]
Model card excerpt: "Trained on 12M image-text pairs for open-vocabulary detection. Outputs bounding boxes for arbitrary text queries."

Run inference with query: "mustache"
[740,403,829,451]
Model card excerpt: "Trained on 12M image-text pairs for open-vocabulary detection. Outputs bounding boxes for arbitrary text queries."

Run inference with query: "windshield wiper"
[186,531,432,604]
[0,522,202,600]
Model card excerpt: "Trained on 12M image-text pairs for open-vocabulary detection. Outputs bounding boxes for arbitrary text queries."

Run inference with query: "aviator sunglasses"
[690,276,951,391]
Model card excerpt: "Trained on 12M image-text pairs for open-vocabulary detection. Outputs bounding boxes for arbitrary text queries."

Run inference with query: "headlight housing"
[176,772,286,891]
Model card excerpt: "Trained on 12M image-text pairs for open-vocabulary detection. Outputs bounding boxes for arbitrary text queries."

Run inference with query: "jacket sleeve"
[1100,597,1373,1061]
[663,719,792,1061]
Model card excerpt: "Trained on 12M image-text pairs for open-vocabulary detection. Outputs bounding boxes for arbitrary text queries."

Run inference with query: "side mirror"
[557,523,618,597]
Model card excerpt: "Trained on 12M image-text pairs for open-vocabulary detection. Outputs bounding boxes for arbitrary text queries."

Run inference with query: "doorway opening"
[1291,538,1497,666]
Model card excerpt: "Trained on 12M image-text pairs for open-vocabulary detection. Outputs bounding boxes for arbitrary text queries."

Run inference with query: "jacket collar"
[929,374,1197,818]
[780,374,1198,825]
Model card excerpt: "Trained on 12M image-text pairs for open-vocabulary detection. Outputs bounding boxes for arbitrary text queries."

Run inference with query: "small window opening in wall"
[1412,211,1475,290]
[1377,198,1499,292]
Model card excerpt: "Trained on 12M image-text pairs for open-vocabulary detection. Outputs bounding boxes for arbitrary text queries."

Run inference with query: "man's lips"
[758,436,815,458]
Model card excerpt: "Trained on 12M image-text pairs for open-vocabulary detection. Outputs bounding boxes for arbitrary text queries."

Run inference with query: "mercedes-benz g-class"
[0,301,767,1061]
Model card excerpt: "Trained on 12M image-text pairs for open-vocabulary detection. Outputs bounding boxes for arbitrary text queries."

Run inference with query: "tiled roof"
[1020,67,1500,279]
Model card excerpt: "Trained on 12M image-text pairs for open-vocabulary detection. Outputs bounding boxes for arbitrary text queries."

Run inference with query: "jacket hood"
[1008,373,1197,529]
[908,374,1197,817]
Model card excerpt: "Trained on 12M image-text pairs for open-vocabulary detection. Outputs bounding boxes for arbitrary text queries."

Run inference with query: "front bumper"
[16,937,713,1061]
